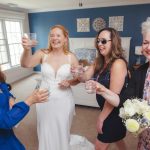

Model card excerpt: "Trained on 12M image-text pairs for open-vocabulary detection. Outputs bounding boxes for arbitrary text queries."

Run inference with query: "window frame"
[0,9,26,71]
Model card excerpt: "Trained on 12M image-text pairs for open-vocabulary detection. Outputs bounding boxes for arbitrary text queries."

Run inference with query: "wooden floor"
[12,73,138,150]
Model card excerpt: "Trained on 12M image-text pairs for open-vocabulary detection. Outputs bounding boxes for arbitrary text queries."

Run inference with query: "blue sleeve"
[0,83,16,99]
[8,91,16,100]
[0,102,30,129]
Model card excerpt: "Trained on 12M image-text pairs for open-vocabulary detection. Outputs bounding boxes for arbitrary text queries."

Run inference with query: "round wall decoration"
[92,17,106,32]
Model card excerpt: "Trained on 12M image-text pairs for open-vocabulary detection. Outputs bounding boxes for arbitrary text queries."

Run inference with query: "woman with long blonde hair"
[21,25,80,150]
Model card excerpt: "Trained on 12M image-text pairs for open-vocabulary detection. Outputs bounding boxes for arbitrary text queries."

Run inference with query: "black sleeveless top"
[95,59,128,143]
[96,60,128,111]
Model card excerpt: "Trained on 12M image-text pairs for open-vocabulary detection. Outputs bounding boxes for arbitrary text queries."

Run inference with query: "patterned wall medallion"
[92,17,106,32]
[109,16,124,31]
[77,18,90,32]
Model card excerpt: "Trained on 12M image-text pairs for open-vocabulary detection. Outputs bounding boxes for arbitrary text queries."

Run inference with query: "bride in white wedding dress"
[21,25,94,150]
[36,54,94,150]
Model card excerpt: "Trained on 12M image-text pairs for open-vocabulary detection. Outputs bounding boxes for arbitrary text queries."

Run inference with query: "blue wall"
[28,4,150,71]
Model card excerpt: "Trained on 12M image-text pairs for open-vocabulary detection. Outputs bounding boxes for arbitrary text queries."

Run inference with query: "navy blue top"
[0,82,30,150]
[96,65,128,110]
[95,60,128,142]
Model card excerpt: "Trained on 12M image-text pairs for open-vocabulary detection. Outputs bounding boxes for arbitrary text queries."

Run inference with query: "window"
[0,19,23,70]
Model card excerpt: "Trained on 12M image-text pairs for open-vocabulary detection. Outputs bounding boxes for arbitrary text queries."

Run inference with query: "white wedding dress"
[36,54,94,150]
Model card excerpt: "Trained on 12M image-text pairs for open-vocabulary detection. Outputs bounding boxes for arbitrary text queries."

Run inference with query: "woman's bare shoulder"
[68,51,77,58]
[112,58,126,66]
[68,51,78,64]
[111,59,127,71]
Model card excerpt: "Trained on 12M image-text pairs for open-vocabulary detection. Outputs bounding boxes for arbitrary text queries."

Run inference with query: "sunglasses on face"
[96,38,111,45]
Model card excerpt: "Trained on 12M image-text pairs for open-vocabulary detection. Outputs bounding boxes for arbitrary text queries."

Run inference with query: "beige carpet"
[11,73,138,150]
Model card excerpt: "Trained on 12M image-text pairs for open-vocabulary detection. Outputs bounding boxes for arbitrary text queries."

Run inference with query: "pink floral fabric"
[137,128,150,150]
[137,66,150,150]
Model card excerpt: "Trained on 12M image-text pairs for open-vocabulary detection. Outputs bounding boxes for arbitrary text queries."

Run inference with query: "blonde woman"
[21,25,80,150]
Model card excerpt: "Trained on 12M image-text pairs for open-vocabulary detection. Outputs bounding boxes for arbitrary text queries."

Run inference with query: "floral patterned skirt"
[137,128,150,150]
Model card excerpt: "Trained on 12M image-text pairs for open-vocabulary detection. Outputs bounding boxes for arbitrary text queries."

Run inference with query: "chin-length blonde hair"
[47,25,69,54]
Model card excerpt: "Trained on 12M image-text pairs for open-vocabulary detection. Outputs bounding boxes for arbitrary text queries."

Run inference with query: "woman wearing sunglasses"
[85,18,150,150]
[71,27,128,150]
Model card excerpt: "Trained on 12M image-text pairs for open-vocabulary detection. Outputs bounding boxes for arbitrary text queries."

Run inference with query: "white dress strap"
[42,53,48,63]
[68,54,71,64]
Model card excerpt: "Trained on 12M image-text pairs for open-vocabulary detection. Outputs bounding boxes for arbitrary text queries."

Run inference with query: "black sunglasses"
[96,38,111,45]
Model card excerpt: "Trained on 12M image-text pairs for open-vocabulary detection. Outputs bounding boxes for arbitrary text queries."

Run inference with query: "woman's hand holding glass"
[85,79,97,94]
[58,80,71,89]
[70,64,84,78]
[22,33,38,50]
[35,79,50,102]
[85,80,106,94]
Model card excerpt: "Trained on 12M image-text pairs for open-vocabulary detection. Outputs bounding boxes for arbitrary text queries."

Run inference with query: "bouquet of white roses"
[119,98,150,135]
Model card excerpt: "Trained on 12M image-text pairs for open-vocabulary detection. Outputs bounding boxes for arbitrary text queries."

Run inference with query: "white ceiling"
[0,0,150,13]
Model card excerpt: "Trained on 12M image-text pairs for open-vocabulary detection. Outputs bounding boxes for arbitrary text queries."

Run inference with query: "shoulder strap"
[68,53,71,64]
[40,49,49,63]
[42,53,48,63]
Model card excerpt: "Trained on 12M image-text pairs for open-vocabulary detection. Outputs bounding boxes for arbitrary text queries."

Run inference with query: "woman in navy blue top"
[87,18,150,150]
[71,27,128,150]
[0,68,48,150]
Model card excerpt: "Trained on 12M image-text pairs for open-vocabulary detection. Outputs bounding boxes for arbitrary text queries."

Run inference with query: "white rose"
[125,119,140,133]
[123,99,132,107]
[143,111,150,121]
[123,99,136,116]
[119,107,125,118]
[140,101,150,113]
[133,101,142,114]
